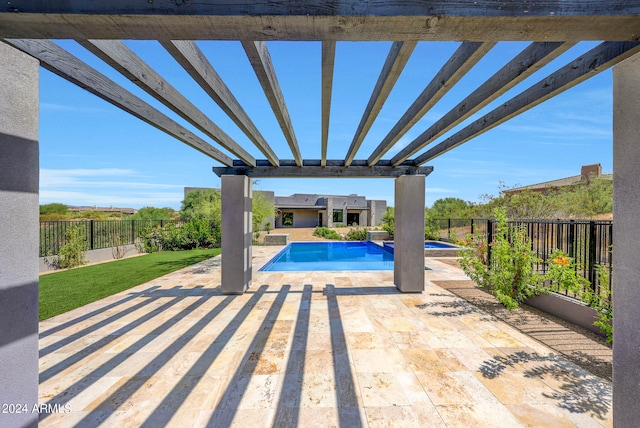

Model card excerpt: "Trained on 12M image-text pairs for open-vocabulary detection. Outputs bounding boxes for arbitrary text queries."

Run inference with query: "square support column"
[613,52,640,427]
[221,175,252,294]
[394,175,425,292]
[0,42,40,428]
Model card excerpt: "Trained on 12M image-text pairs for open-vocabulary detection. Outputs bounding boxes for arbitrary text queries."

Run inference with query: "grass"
[39,248,221,321]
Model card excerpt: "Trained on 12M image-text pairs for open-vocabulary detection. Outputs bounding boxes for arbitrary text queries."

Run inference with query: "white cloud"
[40,190,183,208]
[39,169,186,208]
[40,102,111,114]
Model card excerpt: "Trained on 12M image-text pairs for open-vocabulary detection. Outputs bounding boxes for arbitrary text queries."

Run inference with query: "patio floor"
[38,246,612,427]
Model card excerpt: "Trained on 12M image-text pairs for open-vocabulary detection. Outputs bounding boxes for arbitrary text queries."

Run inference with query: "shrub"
[345,227,367,241]
[424,224,439,240]
[136,219,219,253]
[111,231,128,259]
[381,207,394,236]
[45,225,88,269]
[545,250,613,342]
[313,227,342,240]
[459,208,544,309]
[136,223,164,253]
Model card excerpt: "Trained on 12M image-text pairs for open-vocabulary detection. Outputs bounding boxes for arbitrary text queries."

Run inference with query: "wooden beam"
[242,40,301,166]
[344,41,417,167]
[1,3,639,41]
[160,40,280,167]
[213,165,433,178]
[79,39,258,167]
[3,39,233,165]
[390,41,573,166]
[234,159,417,167]
[367,42,494,165]
[413,41,640,164]
[321,41,336,167]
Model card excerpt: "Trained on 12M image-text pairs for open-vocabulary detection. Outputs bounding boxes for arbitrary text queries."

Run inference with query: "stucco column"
[612,52,640,427]
[0,42,39,428]
[327,197,334,227]
[221,175,252,294]
[394,175,425,292]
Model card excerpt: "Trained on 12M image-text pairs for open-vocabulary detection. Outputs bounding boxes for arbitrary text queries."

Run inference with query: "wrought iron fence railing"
[429,218,613,300]
[39,219,182,257]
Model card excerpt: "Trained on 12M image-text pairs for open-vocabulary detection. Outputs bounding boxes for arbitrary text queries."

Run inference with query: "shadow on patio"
[37,248,612,427]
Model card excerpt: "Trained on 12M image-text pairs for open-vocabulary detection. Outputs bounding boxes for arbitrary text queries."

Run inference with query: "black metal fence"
[429,218,613,298]
[39,220,182,257]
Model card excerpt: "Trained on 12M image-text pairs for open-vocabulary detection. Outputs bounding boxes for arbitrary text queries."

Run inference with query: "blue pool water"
[260,241,394,271]
[383,241,457,253]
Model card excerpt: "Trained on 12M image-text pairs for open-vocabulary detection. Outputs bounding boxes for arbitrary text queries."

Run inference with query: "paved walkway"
[38,246,612,427]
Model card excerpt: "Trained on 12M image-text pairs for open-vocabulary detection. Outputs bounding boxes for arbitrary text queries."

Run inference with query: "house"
[503,163,612,195]
[274,193,386,228]
[184,187,386,229]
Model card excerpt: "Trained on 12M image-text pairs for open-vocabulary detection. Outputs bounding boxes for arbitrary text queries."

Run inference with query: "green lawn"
[39,248,221,321]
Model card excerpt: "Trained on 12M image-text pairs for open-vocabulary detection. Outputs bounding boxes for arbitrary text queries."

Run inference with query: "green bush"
[313,227,342,240]
[345,227,367,241]
[544,250,613,342]
[381,207,395,236]
[45,225,88,269]
[40,203,69,216]
[459,208,544,309]
[137,219,219,252]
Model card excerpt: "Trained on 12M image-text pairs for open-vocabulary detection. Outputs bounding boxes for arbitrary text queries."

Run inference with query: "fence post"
[89,219,94,250]
[487,219,493,266]
[447,218,451,241]
[588,221,597,290]
[470,218,474,235]
[131,219,135,245]
[568,220,575,259]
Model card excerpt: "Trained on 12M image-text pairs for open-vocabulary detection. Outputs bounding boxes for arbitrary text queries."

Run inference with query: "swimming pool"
[382,241,457,252]
[260,241,394,271]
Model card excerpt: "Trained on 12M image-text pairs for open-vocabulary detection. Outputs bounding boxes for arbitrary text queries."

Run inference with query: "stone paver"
[38,246,612,427]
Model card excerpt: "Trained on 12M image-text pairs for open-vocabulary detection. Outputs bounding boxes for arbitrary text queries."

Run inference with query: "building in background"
[503,163,612,195]
[274,193,386,228]
[184,188,386,229]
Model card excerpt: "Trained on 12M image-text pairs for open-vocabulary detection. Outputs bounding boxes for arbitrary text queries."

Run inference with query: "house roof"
[505,173,613,193]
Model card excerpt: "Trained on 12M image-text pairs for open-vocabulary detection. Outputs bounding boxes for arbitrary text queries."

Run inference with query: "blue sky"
[39,40,612,210]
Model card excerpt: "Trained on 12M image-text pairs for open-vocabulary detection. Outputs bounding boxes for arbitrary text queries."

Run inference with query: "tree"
[252,191,275,231]
[180,189,222,224]
[427,197,472,218]
[558,178,613,218]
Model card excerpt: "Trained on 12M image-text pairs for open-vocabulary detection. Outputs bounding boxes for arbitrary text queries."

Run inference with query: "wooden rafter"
[413,41,640,164]
[213,165,433,178]
[159,40,278,167]
[321,41,336,167]
[1,3,639,41]
[79,39,257,167]
[3,38,234,166]
[344,41,417,167]
[367,42,495,166]
[390,41,573,166]
[242,41,300,166]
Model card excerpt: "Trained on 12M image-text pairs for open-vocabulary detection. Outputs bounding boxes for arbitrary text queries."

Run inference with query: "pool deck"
[38,245,612,427]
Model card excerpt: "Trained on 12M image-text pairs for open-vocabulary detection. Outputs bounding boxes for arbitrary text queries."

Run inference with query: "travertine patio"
[38,246,612,427]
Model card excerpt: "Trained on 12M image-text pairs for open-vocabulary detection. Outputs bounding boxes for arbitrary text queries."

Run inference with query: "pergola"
[1,2,639,427]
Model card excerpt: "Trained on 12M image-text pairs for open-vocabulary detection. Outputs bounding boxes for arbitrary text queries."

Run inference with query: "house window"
[332,209,343,223]
[282,212,294,227]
